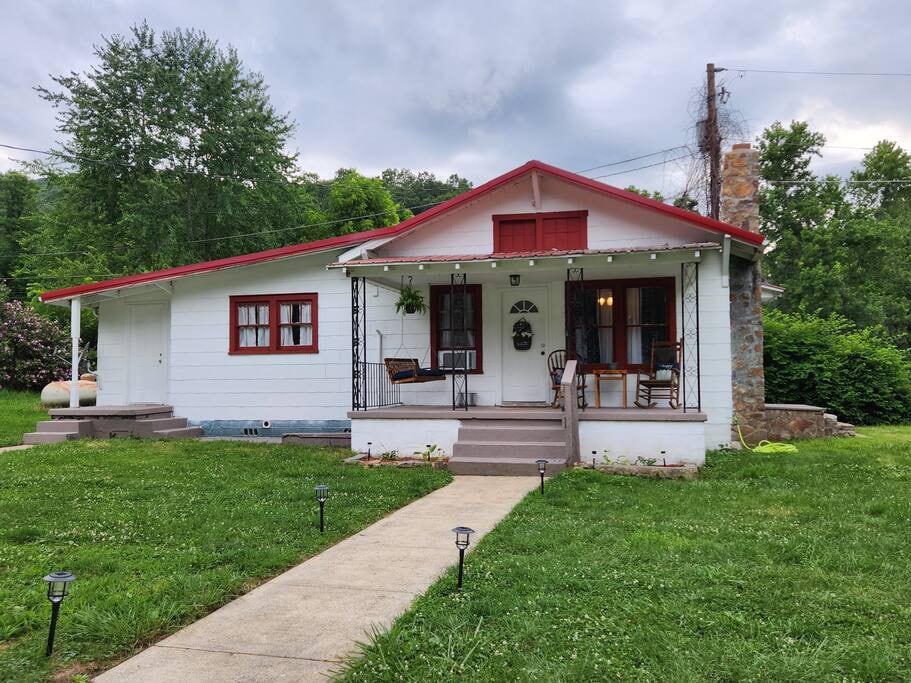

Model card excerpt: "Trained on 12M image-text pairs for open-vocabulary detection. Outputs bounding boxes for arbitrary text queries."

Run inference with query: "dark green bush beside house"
[763,310,911,425]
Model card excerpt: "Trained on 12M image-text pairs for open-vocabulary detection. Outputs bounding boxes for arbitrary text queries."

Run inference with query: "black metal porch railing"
[361,361,402,409]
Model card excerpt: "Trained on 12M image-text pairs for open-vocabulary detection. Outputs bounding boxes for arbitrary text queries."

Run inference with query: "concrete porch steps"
[21,405,202,444]
[448,417,570,476]
[448,456,569,476]
[22,431,81,445]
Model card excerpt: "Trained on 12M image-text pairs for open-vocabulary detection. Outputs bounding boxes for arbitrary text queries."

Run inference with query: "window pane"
[628,326,666,365]
[438,291,477,350]
[257,326,270,347]
[627,286,666,325]
[597,288,613,326]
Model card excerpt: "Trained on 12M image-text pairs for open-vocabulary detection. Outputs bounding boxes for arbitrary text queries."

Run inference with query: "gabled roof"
[41,159,763,303]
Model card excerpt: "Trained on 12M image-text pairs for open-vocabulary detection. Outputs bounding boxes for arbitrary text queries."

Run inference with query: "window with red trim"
[430,284,483,373]
[229,293,318,354]
[566,278,675,370]
[493,210,587,253]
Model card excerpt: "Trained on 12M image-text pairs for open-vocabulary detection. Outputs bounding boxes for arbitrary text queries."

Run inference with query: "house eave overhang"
[329,242,720,275]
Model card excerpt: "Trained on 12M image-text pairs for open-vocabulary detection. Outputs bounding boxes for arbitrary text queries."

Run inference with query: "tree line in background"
[1,23,909,420]
[0,23,470,308]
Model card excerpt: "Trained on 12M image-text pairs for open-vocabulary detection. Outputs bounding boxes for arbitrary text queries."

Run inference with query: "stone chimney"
[720,143,761,233]
[722,143,767,444]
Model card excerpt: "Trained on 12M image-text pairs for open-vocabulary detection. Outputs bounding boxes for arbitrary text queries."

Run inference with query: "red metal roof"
[41,159,763,302]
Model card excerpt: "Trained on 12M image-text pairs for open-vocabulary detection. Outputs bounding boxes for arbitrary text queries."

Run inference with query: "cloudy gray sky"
[3,0,910,198]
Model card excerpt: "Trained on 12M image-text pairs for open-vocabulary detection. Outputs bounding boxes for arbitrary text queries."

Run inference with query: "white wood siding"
[96,290,171,405]
[379,173,719,257]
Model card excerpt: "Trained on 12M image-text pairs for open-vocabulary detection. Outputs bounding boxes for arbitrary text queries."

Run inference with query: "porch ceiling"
[329,242,719,279]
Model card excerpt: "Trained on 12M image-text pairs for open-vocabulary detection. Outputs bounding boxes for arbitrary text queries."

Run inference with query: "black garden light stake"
[43,571,76,657]
[452,526,475,590]
[535,459,547,494]
[315,484,329,533]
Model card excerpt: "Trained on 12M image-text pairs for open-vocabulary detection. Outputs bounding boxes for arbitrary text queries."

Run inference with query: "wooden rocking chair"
[383,358,446,385]
[634,341,681,409]
[547,349,586,408]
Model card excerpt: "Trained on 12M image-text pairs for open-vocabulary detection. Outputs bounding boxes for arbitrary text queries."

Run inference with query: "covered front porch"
[339,244,707,414]
[336,245,712,472]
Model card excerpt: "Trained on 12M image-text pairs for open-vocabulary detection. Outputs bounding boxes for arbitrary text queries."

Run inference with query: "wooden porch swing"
[383,358,446,384]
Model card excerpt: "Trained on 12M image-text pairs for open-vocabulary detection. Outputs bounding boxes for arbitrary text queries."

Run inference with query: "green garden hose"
[735,418,799,454]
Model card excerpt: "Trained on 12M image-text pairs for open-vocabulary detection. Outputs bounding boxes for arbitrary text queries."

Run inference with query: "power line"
[575,145,690,174]
[723,67,911,77]
[0,142,318,187]
[188,201,442,244]
[590,152,697,180]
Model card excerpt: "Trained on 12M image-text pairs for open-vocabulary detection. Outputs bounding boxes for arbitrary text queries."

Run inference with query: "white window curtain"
[626,288,643,364]
[237,303,270,347]
[279,301,313,347]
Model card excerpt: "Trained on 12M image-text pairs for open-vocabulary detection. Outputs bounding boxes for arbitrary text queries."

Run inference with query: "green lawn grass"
[0,390,46,447]
[342,427,911,682]
[0,439,451,681]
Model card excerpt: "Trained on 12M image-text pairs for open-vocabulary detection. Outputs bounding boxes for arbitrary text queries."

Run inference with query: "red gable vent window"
[493,210,587,254]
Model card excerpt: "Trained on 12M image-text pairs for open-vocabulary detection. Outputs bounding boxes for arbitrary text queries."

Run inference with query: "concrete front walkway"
[96,476,537,682]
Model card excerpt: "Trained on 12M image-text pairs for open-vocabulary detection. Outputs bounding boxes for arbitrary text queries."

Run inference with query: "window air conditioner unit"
[438,349,477,371]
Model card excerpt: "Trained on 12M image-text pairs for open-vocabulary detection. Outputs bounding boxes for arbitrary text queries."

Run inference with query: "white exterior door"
[127,303,168,404]
[501,287,549,403]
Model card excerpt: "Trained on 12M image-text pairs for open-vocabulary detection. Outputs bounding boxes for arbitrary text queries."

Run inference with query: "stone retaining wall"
[762,404,827,441]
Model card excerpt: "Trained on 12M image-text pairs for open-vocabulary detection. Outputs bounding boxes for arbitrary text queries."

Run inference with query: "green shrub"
[764,310,911,425]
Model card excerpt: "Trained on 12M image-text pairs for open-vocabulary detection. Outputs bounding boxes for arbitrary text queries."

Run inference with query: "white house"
[36,151,774,473]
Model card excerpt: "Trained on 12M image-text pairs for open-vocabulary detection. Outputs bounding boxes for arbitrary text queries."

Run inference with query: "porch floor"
[349,405,706,422]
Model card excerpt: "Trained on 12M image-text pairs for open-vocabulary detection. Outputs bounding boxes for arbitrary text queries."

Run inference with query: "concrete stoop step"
[22,406,201,444]
[824,412,857,437]
[448,417,570,476]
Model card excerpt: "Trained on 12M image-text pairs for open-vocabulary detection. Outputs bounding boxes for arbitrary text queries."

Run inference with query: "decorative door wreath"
[512,317,533,350]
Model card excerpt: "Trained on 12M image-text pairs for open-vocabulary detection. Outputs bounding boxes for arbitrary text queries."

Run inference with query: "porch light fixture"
[535,459,548,494]
[315,484,329,533]
[43,570,76,656]
[452,526,475,590]
[509,274,520,287]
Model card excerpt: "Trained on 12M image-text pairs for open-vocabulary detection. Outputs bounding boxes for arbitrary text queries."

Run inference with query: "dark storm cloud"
[2,0,910,194]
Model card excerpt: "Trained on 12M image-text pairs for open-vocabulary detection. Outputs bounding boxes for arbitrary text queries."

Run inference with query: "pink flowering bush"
[0,297,70,390]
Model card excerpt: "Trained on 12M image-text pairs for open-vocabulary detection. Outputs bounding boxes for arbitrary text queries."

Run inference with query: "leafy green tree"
[380,169,472,215]
[757,122,911,347]
[0,172,39,281]
[672,192,699,212]
[19,22,324,288]
[850,140,911,216]
[623,185,665,202]
[757,122,851,304]
[329,169,402,234]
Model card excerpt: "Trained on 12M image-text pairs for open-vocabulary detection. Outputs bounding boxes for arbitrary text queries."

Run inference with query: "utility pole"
[705,63,724,219]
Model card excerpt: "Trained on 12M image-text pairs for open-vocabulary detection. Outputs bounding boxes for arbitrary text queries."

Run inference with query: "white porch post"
[69,296,81,408]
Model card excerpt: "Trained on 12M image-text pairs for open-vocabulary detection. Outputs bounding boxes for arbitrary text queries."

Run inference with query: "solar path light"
[535,459,548,494]
[43,571,76,656]
[452,526,475,590]
[315,484,329,533]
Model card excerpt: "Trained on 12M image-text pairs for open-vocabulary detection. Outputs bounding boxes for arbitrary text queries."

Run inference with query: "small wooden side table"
[592,369,629,408]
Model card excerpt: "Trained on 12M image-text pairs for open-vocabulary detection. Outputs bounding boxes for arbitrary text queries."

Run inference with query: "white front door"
[127,303,168,404]
[501,287,549,403]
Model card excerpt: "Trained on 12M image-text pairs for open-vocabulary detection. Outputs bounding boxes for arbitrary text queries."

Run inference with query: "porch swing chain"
[392,274,431,365]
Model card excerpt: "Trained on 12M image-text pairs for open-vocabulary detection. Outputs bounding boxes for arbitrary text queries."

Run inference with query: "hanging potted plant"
[395,278,427,316]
